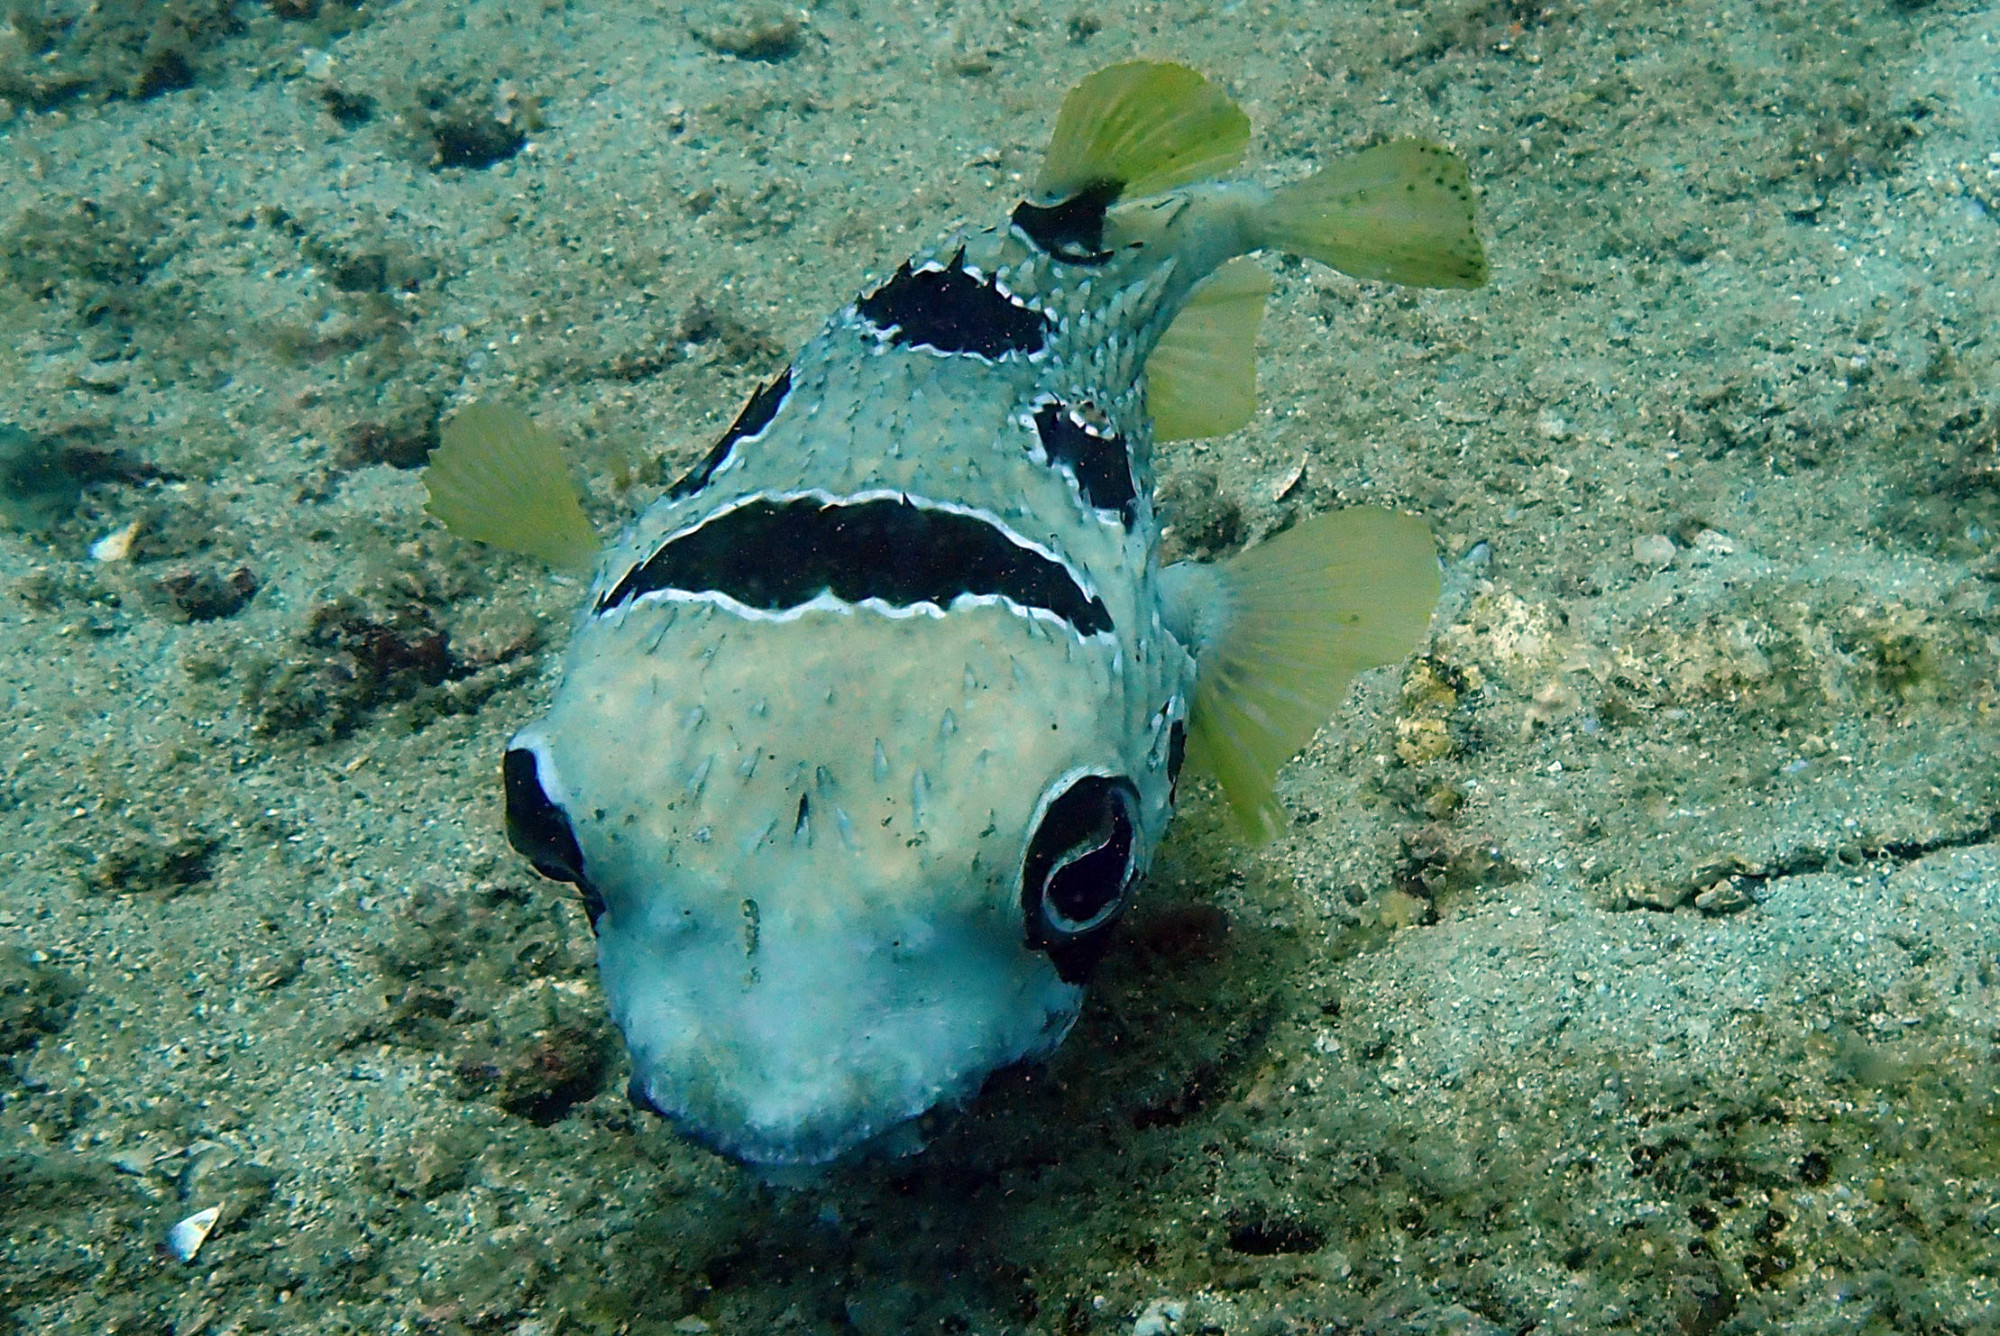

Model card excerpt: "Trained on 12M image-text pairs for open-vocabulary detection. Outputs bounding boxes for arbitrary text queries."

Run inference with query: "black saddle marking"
[856,250,1051,359]
[1011,179,1122,265]
[599,495,1113,636]
[1033,401,1136,525]
[666,367,793,500]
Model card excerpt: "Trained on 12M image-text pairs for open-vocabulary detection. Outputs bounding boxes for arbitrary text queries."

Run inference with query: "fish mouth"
[627,1072,933,1168]
[613,976,1084,1169]
[594,889,1086,1169]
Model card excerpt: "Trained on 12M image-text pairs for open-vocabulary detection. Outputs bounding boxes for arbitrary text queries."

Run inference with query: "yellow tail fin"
[422,403,598,573]
[1257,140,1489,288]
[1185,507,1440,839]
[1035,61,1250,203]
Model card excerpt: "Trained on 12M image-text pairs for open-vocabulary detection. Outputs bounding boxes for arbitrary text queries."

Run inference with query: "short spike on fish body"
[432,63,1486,1167]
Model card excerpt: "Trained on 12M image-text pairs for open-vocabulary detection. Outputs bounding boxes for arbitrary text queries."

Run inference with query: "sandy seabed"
[2,0,1997,1332]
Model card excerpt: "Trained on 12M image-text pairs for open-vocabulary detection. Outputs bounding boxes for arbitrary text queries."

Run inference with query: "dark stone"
[338,404,439,471]
[83,830,221,897]
[1743,1246,1796,1290]
[134,48,195,100]
[690,5,805,61]
[319,85,376,127]
[1224,1208,1326,1256]
[247,599,467,742]
[159,565,257,621]
[471,1023,612,1125]
[1670,1260,1738,1335]
[426,102,525,171]
[0,948,84,1056]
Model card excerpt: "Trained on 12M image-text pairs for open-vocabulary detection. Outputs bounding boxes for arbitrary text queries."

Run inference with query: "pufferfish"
[422,62,1487,1168]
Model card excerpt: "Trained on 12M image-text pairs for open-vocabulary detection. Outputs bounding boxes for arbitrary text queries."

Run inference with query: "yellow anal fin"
[423,403,598,573]
[1035,61,1250,204]
[1146,257,1271,442]
[1185,507,1440,839]
[1256,140,1489,289]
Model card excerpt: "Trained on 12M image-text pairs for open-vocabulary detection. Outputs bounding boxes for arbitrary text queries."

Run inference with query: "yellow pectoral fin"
[1185,507,1441,839]
[1035,61,1250,204]
[423,403,598,573]
[1257,139,1489,289]
[1146,257,1272,442]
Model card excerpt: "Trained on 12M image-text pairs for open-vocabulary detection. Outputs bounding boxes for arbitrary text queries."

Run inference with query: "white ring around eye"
[1033,779,1138,938]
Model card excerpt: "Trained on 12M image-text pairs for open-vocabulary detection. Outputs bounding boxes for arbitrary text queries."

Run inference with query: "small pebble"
[1632,533,1675,566]
[1133,1299,1187,1336]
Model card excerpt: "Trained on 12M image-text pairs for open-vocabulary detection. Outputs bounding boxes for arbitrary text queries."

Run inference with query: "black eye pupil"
[1023,774,1140,982]
[1045,811,1134,928]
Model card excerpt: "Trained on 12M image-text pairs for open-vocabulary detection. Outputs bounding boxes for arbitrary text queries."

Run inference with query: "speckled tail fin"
[1146,257,1272,442]
[1034,61,1250,203]
[1184,507,1440,840]
[1256,140,1489,289]
[423,403,598,573]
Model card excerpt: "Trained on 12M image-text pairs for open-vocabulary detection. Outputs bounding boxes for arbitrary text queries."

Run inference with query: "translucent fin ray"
[423,403,598,572]
[1035,61,1250,203]
[1146,258,1272,442]
[1256,140,1489,289]
[1185,507,1441,839]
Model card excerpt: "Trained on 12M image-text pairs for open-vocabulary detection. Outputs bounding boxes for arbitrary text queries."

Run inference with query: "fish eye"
[503,745,604,928]
[1022,774,1140,981]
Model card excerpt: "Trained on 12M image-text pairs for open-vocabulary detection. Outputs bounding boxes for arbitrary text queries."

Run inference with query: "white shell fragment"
[1271,452,1308,502]
[89,520,141,563]
[165,1205,222,1263]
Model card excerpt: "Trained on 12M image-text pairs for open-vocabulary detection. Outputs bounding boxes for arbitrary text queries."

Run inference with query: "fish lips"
[626,1067,933,1169]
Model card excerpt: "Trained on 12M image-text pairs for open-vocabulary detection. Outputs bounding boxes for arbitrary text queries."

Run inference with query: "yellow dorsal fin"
[1184,507,1440,839]
[1035,61,1250,203]
[422,403,597,573]
[1145,257,1272,442]
[1255,139,1489,288]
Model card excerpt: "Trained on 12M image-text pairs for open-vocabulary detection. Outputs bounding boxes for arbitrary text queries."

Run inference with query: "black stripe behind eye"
[666,368,793,500]
[1010,179,1121,266]
[597,497,1112,635]
[857,250,1051,359]
[1033,402,1136,524]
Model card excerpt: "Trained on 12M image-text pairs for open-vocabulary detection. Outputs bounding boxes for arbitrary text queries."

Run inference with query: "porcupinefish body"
[424,63,1487,1167]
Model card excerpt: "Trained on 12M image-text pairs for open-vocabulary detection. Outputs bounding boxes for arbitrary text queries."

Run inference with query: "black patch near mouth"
[1033,401,1136,524]
[599,495,1112,636]
[666,367,793,500]
[856,250,1051,359]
